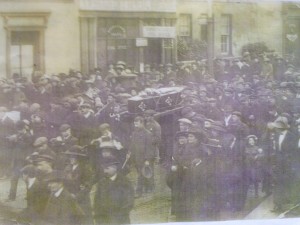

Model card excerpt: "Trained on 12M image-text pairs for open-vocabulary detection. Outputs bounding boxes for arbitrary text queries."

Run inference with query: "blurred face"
[70,157,78,165]
[204,121,212,128]
[107,96,114,103]
[131,89,137,96]
[61,129,71,138]
[36,144,47,151]
[134,119,143,128]
[22,173,29,182]
[199,91,207,97]
[248,138,256,146]
[80,107,89,114]
[224,91,232,97]
[144,115,152,122]
[48,181,63,193]
[116,68,123,75]
[102,150,112,158]
[188,134,197,143]
[179,122,189,132]
[113,105,120,113]
[231,115,240,123]
[101,129,110,137]
[39,77,48,86]
[178,136,187,145]
[103,165,117,178]
[32,115,42,124]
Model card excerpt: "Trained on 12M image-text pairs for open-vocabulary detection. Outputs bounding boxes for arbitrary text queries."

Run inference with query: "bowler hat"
[175,131,188,139]
[30,151,54,162]
[101,156,120,168]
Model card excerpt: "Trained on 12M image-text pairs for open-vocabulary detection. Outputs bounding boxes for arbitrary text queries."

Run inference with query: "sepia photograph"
[0,0,300,224]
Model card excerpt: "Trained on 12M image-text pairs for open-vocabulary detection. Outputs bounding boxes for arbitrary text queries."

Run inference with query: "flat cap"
[33,137,48,147]
[144,109,156,116]
[178,118,192,124]
[59,124,71,132]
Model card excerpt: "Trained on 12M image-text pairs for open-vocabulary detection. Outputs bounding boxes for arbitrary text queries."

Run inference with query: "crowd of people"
[0,49,299,224]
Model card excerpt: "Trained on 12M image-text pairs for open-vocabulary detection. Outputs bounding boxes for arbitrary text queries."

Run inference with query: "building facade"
[0,0,294,78]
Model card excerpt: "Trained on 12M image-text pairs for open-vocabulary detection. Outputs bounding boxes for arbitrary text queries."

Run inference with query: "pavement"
[0,177,26,214]
[244,195,277,220]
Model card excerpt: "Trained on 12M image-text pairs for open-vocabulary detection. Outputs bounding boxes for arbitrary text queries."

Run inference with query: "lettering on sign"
[143,26,176,38]
[136,38,148,47]
[108,25,126,38]
[79,0,177,12]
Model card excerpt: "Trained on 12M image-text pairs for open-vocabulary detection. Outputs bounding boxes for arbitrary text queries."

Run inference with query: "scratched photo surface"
[0,0,300,225]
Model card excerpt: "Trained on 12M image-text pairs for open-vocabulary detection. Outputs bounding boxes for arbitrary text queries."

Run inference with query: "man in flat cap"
[67,103,96,146]
[33,137,56,160]
[162,64,176,86]
[93,156,134,225]
[50,124,78,156]
[178,118,192,132]
[129,116,156,197]
[144,109,161,164]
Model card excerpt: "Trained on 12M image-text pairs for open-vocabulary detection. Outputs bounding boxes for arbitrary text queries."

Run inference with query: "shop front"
[79,0,177,74]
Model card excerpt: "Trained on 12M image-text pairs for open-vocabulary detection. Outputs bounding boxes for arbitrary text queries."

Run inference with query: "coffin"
[127,86,185,114]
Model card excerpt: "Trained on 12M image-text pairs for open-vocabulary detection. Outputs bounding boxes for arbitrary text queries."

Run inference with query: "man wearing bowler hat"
[93,156,134,225]
[63,145,94,225]
[271,116,298,212]
[42,170,85,225]
[18,164,50,224]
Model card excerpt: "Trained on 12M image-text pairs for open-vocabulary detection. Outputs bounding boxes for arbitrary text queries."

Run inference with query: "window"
[178,14,192,37]
[220,14,232,54]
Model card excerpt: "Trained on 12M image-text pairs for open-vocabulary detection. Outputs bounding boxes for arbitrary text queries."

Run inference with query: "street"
[0,163,285,224]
